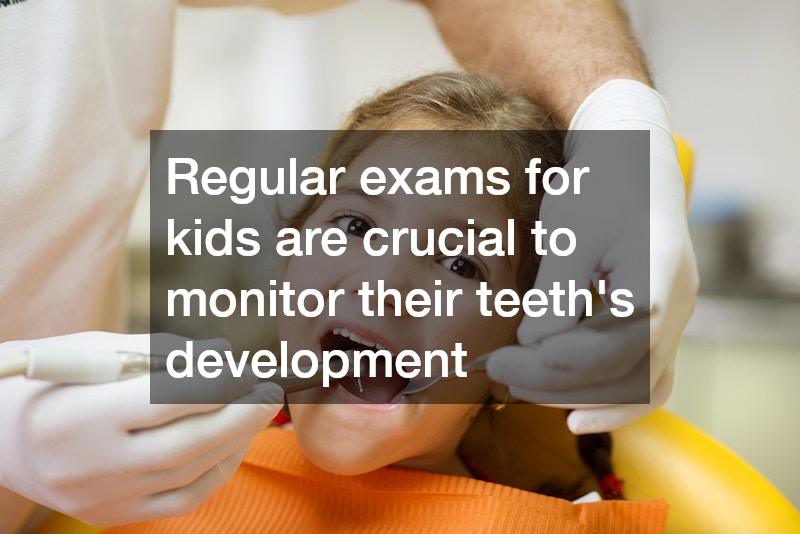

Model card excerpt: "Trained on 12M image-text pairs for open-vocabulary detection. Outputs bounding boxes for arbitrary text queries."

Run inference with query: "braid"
[577,431,625,500]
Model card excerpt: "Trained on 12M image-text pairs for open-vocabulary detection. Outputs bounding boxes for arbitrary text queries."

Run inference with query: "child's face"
[280,133,524,477]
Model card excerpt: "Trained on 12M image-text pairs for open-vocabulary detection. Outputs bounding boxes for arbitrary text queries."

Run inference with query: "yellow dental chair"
[614,409,800,533]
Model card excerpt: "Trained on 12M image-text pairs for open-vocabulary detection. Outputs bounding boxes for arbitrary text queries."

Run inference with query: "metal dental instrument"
[401,353,490,395]
[0,348,154,383]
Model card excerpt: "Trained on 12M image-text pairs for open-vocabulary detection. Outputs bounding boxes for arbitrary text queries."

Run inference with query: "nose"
[345,252,420,317]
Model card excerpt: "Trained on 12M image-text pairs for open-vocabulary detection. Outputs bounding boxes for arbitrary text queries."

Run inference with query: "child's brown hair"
[285,71,564,291]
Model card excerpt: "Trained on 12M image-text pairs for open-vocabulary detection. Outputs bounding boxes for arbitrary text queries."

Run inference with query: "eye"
[333,215,372,238]
[439,257,485,281]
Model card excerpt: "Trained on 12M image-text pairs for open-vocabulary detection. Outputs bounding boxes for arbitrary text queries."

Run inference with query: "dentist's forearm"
[419,0,650,129]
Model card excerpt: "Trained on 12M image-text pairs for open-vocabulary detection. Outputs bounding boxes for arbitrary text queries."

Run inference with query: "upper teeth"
[331,327,388,352]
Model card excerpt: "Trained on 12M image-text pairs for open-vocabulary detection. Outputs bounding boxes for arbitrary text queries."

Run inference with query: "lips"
[319,326,409,403]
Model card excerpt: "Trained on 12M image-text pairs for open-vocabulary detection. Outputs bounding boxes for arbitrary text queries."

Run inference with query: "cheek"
[429,296,519,354]
[278,255,341,320]
[282,255,325,288]
[281,250,366,296]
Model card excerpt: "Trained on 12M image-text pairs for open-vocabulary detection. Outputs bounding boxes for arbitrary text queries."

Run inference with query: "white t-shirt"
[0,0,346,342]
[0,2,176,341]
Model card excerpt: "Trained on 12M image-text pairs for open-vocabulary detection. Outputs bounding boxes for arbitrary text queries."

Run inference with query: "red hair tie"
[599,475,625,500]
[271,409,291,426]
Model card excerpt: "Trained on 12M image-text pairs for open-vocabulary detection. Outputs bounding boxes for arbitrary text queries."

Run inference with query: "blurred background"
[126,0,800,506]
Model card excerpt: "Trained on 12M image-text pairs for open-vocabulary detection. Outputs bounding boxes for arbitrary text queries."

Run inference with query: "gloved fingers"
[596,242,651,313]
[6,332,257,429]
[12,382,279,525]
[650,254,691,320]
[148,336,250,405]
[125,443,251,524]
[54,430,253,514]
[647,319,684,394]
[95,373,248,431]
[649,209,698,315]
[492,318,649,392]
[17,374,254,452]
[504,348,650,405]
[145,367,262,410]
[563,366,675,434]
[516,250,598,346]
[537,319,649,388]
[123,351,280,429]
[111,432,255,504]
[123,382,283,472]
[646,265,695,388]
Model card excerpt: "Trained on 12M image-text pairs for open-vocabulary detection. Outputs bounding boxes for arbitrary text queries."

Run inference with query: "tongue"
[338,359,409,403]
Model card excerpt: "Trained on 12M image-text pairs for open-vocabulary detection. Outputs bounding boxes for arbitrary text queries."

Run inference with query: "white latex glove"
[0,331,284,526]
[487,80,699,434]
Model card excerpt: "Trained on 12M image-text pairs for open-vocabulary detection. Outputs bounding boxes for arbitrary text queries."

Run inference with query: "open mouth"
[320,327,409,403]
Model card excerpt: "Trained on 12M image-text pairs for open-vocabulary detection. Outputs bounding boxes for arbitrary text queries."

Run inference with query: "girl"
[108,72,667,533]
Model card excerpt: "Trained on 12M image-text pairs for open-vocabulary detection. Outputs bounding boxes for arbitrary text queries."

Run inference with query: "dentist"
[0,0,697,529]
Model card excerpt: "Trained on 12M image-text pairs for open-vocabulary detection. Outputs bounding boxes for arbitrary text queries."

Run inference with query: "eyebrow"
[333,186,393,212]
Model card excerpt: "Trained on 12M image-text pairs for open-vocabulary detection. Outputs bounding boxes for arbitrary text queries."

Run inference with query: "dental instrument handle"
[24,347,150,383]
[4,348,356,394]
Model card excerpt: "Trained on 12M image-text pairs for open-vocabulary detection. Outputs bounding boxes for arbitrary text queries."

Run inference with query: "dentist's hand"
[487,80,699,434]
[0,331,284,526]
